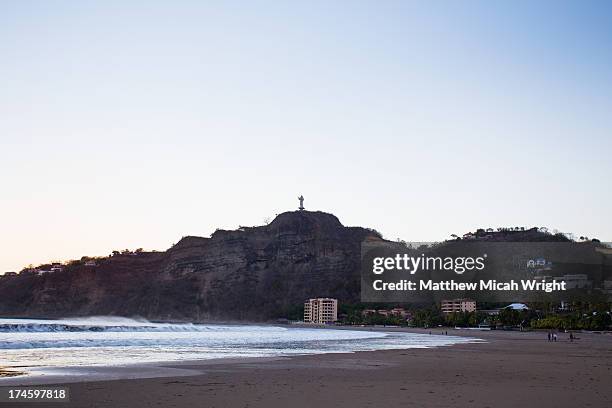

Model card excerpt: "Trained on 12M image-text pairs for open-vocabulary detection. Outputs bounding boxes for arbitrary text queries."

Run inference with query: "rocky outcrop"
[0,211,384,321]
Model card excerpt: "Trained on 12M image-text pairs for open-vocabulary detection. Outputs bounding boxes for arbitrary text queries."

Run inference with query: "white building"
[304,298,338,324]
[504,303,529,311]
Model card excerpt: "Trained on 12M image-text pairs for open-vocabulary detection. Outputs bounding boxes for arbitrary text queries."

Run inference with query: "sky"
[1,1,611,272]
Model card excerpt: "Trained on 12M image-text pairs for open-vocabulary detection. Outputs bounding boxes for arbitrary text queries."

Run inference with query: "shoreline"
[0,327,481,385]
[2,325,610,385]
[0,328,611,407]
[0,367,24,378]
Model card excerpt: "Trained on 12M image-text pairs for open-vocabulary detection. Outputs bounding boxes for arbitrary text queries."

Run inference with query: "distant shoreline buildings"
[304,298,338,324]
[441,299,477,314]
[361,308,410,320]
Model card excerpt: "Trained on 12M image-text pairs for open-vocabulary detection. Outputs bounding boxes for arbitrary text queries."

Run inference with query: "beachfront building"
[304,298,338,324]
[441,299,476,314]
[389,308,409,317]
[362,308,409,318]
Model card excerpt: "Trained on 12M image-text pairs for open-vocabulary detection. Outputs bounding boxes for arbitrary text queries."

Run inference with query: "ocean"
[0,317,478,371]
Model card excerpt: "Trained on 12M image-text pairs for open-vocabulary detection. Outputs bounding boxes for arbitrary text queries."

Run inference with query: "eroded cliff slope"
[0,211,383,321]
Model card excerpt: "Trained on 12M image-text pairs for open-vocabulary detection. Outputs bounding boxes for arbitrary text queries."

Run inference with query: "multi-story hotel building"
[441,299,477,314]
[304,298,338,324]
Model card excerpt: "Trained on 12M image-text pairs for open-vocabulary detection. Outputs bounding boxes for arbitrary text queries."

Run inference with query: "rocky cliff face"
[0,211,383,321]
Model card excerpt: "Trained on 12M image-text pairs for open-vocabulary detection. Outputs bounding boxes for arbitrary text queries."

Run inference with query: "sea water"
[0,317,478,370]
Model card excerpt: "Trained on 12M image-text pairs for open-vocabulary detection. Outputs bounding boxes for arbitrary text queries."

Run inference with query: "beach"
[2,328,611,408]
[0,368,23,378]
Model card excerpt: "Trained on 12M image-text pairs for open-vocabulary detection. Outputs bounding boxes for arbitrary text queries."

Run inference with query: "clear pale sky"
[1,1,611,272]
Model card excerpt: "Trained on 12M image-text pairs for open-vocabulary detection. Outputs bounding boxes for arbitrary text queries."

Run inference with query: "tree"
[412,308,444,328]
[470,312,487,327]
[498,308,521,326]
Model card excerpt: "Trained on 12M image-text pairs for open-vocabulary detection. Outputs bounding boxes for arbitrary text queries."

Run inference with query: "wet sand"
[0,367,24,378]
[3,329,612,408]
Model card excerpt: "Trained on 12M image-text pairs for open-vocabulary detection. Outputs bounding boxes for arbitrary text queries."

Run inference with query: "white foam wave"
[0,317,283,333]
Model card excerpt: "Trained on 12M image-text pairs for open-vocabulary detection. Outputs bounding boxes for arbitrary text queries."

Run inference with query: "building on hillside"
[50,263,63,273]
[560,274,592,289]
[441,299,476,314]
[603,280,612,295]
[304,298,338,324]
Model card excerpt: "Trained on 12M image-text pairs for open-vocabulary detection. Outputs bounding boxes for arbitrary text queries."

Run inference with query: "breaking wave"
[0,318,482,369]
[0,317,280,333]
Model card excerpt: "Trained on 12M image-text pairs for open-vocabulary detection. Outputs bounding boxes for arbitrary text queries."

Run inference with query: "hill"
[1,213,607,321]
[0,211,383,321]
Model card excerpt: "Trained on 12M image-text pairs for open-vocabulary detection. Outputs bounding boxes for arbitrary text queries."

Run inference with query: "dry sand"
[4,328,612,408]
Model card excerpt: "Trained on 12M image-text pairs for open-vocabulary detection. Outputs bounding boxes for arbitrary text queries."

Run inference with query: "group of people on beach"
[547,331,575,342]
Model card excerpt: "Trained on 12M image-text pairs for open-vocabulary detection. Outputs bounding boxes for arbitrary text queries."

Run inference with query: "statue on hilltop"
[298,195,305,211]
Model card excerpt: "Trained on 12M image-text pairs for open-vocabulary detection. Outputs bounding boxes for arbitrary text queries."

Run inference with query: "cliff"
[2,214,606,321]
[0,211,383,321]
